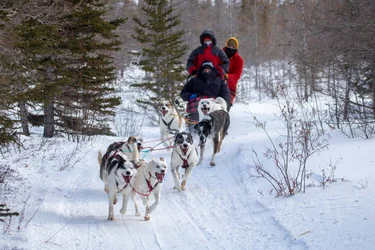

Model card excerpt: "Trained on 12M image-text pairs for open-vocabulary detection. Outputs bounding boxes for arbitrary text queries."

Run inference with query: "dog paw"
[181,180,186,191]
[210,162,216,166]
[173,186,182,191]
[135,212,141,217]
[108,215,115,221]
[120,208,126,215]
[113,197,117,205]
[144,215,151,221]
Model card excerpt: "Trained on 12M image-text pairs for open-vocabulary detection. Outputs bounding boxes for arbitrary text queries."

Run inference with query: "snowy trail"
[9,104,308,250]
[4,100,375,250]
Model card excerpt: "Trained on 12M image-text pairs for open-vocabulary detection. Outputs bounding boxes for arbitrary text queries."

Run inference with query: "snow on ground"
[1,101,375,250]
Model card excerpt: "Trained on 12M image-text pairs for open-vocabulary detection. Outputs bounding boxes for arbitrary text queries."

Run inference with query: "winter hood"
[199,29,217,46]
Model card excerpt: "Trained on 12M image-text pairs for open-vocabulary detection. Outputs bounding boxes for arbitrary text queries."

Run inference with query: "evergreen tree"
[132,0,187,107]
[55,1,124,138]
[13,0,124,138]
[0,75,19,147]
[0,2,23,146]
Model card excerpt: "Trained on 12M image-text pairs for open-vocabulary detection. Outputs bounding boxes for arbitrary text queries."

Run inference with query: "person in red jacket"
[223,37,244,111]
[186,29,229,79]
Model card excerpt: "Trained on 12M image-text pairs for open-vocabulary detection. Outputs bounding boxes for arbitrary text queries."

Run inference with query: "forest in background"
[0,0,374,145]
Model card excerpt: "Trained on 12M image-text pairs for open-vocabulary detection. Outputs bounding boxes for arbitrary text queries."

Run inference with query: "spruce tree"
[0,3,23,145]
[132,0,187,107]
[13,1,124,138]
[55,1,124,138]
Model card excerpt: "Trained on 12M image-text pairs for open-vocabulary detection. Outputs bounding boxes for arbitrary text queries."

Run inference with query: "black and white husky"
[194,110,230,166]
[98,150,138,220]
[99,136,142,185]
[170,132,198,191]
[98,136,141,220]
[130,157,167,221]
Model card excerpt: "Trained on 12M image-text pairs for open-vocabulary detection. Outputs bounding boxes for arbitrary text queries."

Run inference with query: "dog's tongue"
[162,110,167,116]
[122,174,132,184]
[180,146,188,155]
[155,172,165,183]
[202,108,209,115]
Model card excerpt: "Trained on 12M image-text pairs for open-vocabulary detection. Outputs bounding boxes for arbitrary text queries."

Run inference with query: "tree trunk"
[343,69,351,120]
[18,102,30,136]
[43,100,54,138]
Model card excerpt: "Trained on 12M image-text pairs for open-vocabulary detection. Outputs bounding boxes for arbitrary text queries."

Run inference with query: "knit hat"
[201,61,214,70]
[226,37,239,49]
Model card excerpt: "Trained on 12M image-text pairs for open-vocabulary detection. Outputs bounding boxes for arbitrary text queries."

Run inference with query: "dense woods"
[0,0,374,145]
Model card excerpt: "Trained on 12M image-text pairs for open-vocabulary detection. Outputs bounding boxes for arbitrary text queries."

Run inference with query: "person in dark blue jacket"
[181,60,231,127]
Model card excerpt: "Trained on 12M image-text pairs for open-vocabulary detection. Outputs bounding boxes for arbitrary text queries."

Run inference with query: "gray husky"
[194,110,230,166]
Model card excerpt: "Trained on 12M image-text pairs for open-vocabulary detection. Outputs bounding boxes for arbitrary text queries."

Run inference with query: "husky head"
[198,98,216,116]
[126,136,143,151]
[174,132,194,155]
[148,157,167,183]
[107,151,137,184]
[159,100,174,117]
[194,116,212,145]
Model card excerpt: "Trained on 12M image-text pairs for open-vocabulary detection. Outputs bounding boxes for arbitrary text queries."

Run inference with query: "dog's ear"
[187,133,194,143]
[160,157,165,162]
[107,157,120,175]
[174,133,181,142]
[127,136,136,144]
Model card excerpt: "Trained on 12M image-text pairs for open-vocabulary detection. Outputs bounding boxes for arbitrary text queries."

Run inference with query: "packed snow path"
[6,104,308,250]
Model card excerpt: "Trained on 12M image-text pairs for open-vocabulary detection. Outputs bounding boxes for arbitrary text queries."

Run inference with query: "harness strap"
[178,152,191,168]
[135,162,143,169]
[131,171,159,196]
[183,117,198,125]
[126,144,132,153]
[108,149,122,162]
[161,116,175,130]
[116,181,129,192]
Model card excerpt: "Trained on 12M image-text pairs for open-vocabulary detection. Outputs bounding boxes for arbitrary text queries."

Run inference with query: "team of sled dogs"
[98,98,230,221]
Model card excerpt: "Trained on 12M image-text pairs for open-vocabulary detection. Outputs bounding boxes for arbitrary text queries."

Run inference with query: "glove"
[189,94,198,100]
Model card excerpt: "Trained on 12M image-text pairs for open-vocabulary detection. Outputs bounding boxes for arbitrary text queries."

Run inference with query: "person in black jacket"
[181,61,231,129]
